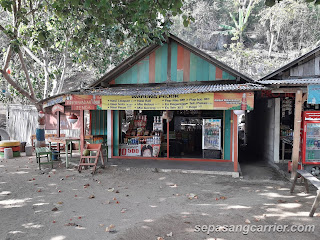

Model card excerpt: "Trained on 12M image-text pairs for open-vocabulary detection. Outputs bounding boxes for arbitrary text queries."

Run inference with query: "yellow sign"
[101,93,215,110]
[101,92,254,110]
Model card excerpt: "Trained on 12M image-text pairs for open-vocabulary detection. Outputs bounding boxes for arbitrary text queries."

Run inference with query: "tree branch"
[3,46,12,71]
[0,24,15,40]
[41,48,49,98]
[17,0,22,11]
[22,46,45,66]
[0,70,36,103]
[0,24,5,32]
[17,49,36,99]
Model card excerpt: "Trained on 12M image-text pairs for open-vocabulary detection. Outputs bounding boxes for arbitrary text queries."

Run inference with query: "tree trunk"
[268,32,274,58]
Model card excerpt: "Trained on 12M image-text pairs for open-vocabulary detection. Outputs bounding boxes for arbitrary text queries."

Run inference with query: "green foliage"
[0,0,190,104]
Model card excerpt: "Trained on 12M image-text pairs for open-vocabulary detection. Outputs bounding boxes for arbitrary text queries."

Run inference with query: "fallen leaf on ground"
[277,199,287,203]
[52,220,56,223]
[78,216,82,219]
[65,223,76,226]
[245,219,251,224]
[89,195,95,199]
[188,193,197,199]
[108,188,115,192]
[115,190,119,193]
[74,195,77,197]
[169,184,177,188]
[166,232,173,237]
[57,201,63,204]
[255,218,260,222]
[37,189,41,192]
[120,208,127,213]
[113,197,117,200]
[52,207,58,211]
[215,198,219,201]
[84,184,90,188]
[99,224,104,227]
[220,196,227,200]
[157,237,164,240]
[116,201,119,204]
[105,224,115,232]
[295,200,300,203]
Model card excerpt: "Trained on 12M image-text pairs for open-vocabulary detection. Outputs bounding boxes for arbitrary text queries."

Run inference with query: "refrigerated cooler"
[202,119,221,159]
[301,111,320,176]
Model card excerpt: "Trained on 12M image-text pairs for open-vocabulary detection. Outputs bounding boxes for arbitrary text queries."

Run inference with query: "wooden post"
[80,110,84,155]
[57,111,60,152]
[291,90,303,179]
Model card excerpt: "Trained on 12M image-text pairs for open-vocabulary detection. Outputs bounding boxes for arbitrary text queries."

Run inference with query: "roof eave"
[260,45,320,81]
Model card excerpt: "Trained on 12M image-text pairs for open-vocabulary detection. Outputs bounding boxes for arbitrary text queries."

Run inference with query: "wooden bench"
[290,169,320,217]
[35,147,53,170]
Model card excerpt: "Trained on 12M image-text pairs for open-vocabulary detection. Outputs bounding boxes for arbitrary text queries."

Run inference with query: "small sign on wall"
[308,85,320,104]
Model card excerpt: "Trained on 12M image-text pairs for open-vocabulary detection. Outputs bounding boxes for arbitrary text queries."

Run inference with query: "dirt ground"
[0,155,320,240]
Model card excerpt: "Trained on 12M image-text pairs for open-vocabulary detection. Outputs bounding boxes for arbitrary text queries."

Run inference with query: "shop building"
[41,35,266,174]
[249,46,320,177]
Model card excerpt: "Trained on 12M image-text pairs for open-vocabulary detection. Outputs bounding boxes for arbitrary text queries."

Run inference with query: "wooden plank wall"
[289,57,320,77]
[113,42,236,84]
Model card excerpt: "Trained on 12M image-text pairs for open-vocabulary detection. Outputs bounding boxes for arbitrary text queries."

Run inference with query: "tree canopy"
[0,0,192,108]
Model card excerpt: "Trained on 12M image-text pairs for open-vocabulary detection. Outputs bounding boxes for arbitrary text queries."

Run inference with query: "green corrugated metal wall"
[91,110,108,135]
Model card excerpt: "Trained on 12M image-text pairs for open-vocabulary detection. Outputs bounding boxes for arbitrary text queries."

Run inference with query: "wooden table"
[47,137,81,168]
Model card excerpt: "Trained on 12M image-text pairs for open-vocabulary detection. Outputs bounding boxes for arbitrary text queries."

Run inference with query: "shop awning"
[258,78,320,86]
[85,83,267,96]
[42,83,266,110]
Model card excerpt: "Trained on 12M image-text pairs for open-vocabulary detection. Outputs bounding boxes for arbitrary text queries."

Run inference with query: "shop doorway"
[117,110,225,160]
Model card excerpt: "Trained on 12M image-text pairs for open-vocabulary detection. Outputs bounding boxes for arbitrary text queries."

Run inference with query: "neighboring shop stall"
[256,45,320,177]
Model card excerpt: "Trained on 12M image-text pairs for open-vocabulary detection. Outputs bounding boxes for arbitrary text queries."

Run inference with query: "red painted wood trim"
[183,49,190,82]
[111,156,232,162]
[109,79,115,85]
[233,112,238,172]
[177,44,184,70]
[230,112,233,162]
[57,111,60,152]
[80,110,84,154]
[111,110,114,157]
[149,51,156,83]
[216,67,223,80]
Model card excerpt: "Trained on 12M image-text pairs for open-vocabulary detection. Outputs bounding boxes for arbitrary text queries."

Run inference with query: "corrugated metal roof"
[258,78,320,85]
[84,83,267,96]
